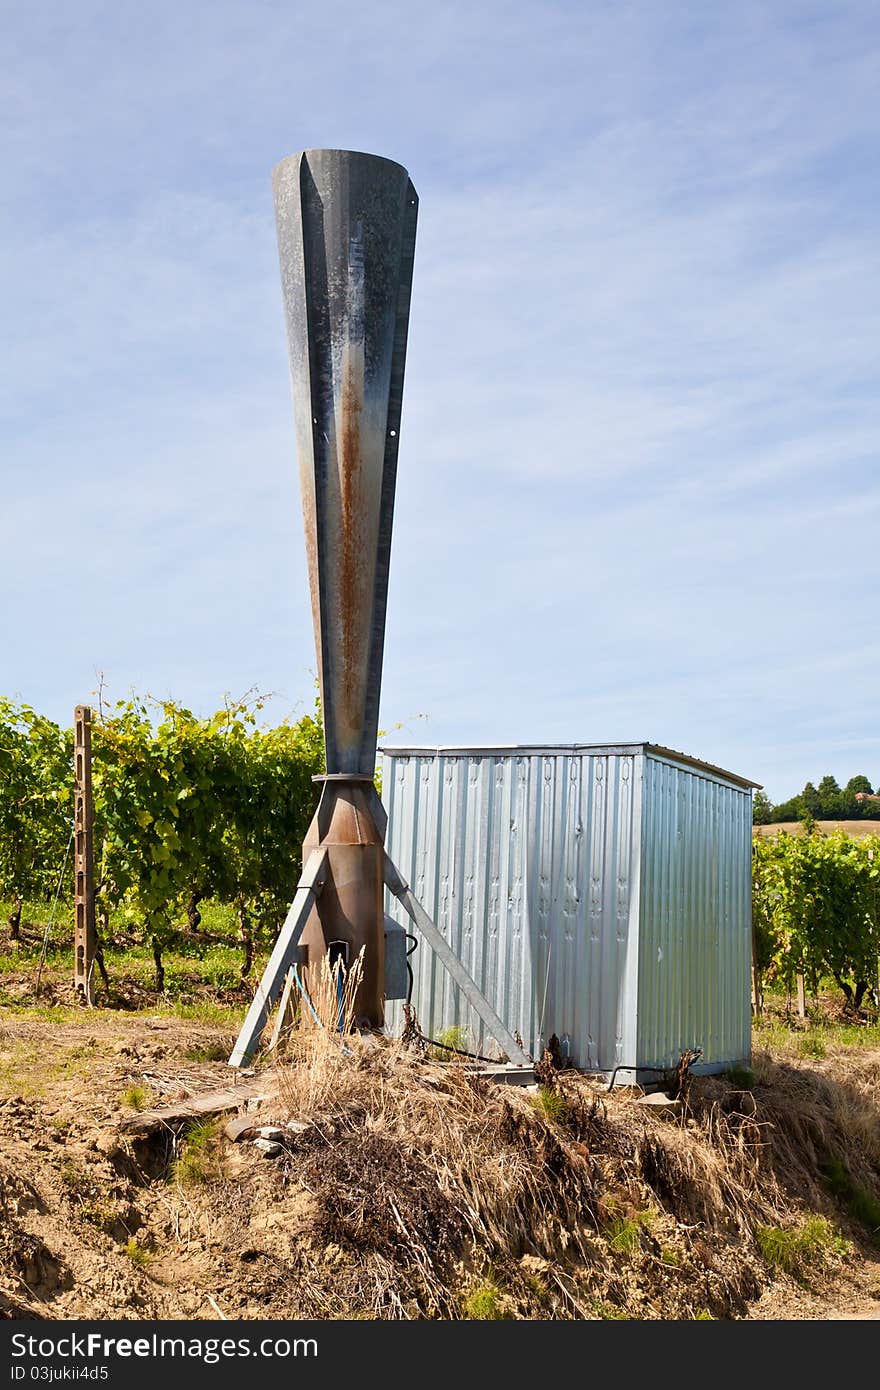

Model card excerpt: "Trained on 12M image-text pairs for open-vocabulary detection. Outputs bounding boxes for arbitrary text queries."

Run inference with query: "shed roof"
[378,742,762,791]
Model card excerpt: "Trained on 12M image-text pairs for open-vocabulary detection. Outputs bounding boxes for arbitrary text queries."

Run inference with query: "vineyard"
[753,829,880,1017]
[0,694,325,996]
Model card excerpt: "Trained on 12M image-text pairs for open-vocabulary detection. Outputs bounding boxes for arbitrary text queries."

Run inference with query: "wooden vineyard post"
[872,850,880,1014]
[73,705,96,1005]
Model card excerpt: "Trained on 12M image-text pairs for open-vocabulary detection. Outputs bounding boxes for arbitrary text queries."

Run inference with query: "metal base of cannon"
[228,838,531,1070]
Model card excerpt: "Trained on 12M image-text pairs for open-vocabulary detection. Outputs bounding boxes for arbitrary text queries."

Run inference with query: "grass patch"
[531,1086,568,1123]
[123,1238,151,1268]
[590,1298,629,1319]
[461,1280,507,1320]
[60,1161,88,1193]
[752,1020,794,1053]
[822,1158,880,1243]
[725,1066,756,1089]
[428,1025,470,1061]
[606,1208,654,1254]
[0,1004,88,1024]
[0,1041,62,1098]
[171,1118,225,1186]
[753,1005,880,1057]
[755,1217,850,1276]
[0,896,264,1013]
[120,1084,150,1111]
[161,1000,242,1026]
[81,1202,120,1233]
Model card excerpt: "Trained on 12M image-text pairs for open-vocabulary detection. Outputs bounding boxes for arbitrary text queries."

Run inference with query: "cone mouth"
[271,148,412,183]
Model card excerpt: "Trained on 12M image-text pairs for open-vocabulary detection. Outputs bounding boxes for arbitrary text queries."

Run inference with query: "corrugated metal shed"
[381,743,759,1079]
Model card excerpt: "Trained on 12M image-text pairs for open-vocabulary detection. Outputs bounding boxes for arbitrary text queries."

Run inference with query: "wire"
[606,1048,703,1092]
[537,938,552,1047]
[424,1036,516,1066]
[291,964,353,1056]
[404,932,418,1006]
[291,964,322,1026]
[35,825,75,994]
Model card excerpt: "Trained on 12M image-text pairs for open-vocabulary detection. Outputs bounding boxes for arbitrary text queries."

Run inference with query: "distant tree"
[766,775,880,824]
[801,782,821,817]
[846,775,874,797]
[752,790,774,825]
[843,775,874,818]
[817,774,843,818]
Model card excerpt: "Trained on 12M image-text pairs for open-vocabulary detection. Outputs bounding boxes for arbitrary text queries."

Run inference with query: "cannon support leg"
[228,849,328,1068]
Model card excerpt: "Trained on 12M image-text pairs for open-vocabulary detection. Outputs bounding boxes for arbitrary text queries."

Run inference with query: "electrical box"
[384,914,409,1001]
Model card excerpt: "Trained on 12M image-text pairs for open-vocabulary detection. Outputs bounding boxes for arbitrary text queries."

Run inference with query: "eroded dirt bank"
[2,1008,879,1321]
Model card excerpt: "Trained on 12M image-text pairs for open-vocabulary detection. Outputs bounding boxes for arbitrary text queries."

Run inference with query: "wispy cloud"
[2,1,879,801]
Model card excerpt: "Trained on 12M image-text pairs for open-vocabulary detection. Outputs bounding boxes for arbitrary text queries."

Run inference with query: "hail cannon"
[230,150,528,1068]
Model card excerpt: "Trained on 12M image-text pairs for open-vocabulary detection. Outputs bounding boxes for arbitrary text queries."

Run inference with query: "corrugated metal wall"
[382,745,752,1074]
[383,747,642,1069]
[637,753,752,1071]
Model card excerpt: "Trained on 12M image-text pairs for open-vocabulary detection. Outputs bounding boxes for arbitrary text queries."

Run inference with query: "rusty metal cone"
[273,148,417,775]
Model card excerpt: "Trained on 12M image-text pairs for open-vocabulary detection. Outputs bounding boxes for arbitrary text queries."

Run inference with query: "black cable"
[404,933,418,1006]
[425,1036,517,1065]
[606,1047,703,1092]
[606,1063,667,1092]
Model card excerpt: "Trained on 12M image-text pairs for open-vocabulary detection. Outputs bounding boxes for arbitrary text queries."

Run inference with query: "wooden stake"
[73,705,96,1005]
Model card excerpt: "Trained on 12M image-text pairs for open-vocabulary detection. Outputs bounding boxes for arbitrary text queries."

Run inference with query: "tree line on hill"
[753,775,880,825]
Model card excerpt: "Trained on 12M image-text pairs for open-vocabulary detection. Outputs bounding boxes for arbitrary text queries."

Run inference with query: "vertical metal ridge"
[362,179,418,771]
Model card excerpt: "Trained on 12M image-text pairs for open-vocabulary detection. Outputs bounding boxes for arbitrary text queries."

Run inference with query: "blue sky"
[3,0,879,804]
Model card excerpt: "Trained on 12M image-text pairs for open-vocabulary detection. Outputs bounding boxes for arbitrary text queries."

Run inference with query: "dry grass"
[754,820,880,839]
[274,954,599,1316]
[254,957,876,1318]
[747,1049,880,1193]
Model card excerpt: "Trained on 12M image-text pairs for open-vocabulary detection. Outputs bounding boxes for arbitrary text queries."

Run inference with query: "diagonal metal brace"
[228,848,328,1068]
[384,855,531,1068]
